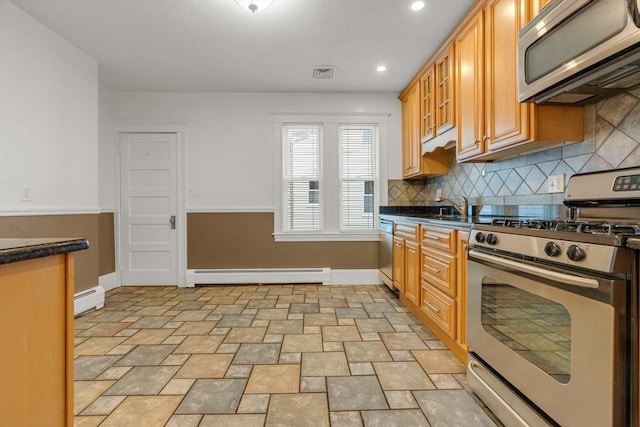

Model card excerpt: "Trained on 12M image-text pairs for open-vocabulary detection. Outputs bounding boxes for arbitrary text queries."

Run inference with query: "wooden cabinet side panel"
[0,255,69,427]
[457,231,470,351]
[65,254,75,426]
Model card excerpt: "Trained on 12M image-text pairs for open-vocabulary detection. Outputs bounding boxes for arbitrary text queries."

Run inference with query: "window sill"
[273,232,380,242]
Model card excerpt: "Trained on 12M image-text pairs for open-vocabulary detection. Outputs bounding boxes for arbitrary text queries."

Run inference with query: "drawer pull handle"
[424,264,440,273]
[426,235,441,240]
[424,301,441,313]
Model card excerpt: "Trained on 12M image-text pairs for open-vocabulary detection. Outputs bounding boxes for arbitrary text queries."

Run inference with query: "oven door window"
[481,278,571,384]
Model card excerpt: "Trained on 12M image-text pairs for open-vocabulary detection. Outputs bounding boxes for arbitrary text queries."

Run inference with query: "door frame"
[114,122,188,287]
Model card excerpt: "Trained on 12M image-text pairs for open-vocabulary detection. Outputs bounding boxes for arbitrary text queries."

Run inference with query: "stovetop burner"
[490,218,640,237]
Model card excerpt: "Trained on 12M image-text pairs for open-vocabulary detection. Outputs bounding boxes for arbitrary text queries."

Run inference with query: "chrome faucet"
[434,195,468,218]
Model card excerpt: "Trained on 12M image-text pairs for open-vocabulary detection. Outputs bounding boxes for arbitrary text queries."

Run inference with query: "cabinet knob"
[483,135,489,142]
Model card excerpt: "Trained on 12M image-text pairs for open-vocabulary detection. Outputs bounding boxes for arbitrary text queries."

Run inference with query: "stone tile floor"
[74,284,501,426]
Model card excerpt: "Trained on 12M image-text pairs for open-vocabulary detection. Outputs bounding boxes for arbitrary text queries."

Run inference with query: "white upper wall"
[101,91,402,211]
[0,0,99,214]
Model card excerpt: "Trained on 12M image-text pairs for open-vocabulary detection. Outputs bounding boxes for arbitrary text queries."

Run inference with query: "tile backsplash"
[388,90,640,207]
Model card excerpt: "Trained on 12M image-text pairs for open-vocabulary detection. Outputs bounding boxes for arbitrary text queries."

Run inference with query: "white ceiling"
[12,0,476,93]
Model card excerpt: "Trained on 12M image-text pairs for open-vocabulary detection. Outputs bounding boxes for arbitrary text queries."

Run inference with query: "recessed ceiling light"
[235,0,274,13]
[377,65,387,72]
[411,1,425,11]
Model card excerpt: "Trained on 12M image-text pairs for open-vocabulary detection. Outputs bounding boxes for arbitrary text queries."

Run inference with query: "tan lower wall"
[187,212,378,269]
[98,212,115,276]
[0,214,100,293]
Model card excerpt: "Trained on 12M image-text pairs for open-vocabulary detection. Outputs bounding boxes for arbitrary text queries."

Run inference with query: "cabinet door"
[420,66,436,142]
[484,0,530,151]
[436,46,455,134]
[404,239,421,306]
[401,83,421,178]
[456,13,485,160]
[393,236,405,293]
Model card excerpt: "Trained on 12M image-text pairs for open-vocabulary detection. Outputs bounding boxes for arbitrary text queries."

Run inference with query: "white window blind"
[339,124,376,231]
[282,124,321,231]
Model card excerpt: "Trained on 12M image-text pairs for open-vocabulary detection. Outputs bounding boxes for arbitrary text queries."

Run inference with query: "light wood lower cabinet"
[0,254,75,427]
[393,236,405,294]
[393,222,421,306]
[394,221,468,362]
[456,231,469,352]
[421,280,457,339]
[404,239,421,307]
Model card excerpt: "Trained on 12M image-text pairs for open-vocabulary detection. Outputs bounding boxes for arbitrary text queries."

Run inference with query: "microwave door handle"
[469,249,600,289]
[628,0,640,27]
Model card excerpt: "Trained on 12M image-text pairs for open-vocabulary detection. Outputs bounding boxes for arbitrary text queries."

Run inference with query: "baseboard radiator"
[192,268,331,285]
[74,285,105,317]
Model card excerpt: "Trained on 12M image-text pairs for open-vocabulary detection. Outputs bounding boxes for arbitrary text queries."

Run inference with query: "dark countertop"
[380,212,475,228]
[379,204,568,229]
[0,238,89,265]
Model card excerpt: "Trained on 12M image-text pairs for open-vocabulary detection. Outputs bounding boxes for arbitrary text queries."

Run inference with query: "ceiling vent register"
[312,68,335,79]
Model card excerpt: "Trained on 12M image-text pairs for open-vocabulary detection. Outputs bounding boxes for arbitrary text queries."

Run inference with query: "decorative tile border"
[389,90,640,206]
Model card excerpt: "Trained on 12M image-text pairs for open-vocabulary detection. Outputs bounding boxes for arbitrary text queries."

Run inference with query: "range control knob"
[566,244,586,261]
[475,232,486,243]
[544,241,562,257]
[486,233,498,245]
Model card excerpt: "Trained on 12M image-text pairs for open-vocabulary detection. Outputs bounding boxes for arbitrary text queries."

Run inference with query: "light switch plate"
[547,174,565,193]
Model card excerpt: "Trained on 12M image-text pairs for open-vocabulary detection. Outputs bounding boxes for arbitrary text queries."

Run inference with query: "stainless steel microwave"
[519,0,640,105]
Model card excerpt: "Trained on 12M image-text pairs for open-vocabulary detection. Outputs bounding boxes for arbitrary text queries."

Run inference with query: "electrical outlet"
[436,188,442,198]
[188,188,198,196]
[21,186,32,201]
[547,174,565,193]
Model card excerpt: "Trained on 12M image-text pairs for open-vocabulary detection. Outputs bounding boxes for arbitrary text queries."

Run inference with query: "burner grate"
[490,219,558,230]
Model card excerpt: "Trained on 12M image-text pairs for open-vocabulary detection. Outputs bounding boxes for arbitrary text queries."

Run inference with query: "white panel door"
[120,133,178,285]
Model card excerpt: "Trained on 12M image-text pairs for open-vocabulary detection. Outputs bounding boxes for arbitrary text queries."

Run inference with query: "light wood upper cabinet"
[422,45,455,142]
[484,0,529,151]
[401,82,421,178]
[455,12,485,160]
[435,45,455,134]
[401,81,450,179]
[420,66,436,142]
[455,0,583,162]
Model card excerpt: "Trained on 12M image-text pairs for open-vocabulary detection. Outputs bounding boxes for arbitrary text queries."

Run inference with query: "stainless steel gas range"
[467,168,640,427]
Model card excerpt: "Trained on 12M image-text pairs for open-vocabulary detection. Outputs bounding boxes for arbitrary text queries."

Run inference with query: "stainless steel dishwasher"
[378,218,394,290]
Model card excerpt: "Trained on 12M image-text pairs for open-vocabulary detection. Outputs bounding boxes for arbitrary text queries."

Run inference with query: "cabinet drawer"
[421,246,457,297]
[421,225,456,253]
[421,281,456,340]
[395,222,420,240]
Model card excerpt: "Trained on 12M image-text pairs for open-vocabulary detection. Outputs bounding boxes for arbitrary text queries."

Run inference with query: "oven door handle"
[469,249,600,289]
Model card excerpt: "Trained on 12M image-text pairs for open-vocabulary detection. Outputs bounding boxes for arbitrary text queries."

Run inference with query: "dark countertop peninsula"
[0,238,89,265]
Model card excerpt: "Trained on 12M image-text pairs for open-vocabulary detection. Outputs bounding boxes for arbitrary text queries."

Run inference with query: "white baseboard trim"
[187,268,331,286]
[98,272,120,292]
[185,268,382,286]
[74,285,105,317]
[329,269,383,285]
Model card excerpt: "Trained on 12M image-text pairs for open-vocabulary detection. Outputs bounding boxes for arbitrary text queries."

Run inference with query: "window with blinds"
[282,124,321,231]
[339,125,376,231]
[275,114,382,241]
